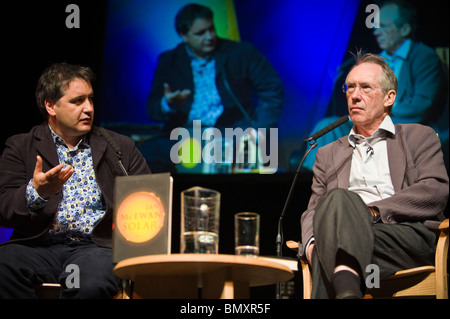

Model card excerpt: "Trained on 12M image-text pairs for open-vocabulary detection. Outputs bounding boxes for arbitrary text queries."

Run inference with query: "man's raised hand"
[32,155,74,199]
[164,83,191,109]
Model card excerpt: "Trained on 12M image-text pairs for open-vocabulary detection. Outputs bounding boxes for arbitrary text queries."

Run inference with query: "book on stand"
[112,173,173,263]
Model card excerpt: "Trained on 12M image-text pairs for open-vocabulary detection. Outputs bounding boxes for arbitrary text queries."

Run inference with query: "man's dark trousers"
[310,188,436,299]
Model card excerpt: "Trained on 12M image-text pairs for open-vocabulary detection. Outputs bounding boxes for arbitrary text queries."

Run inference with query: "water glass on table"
[234,212,260,257]
[180,186,220,254]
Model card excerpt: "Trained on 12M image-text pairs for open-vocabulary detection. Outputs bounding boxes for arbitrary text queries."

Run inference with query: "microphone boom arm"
[275,139,318,299]
[275,115,349,298]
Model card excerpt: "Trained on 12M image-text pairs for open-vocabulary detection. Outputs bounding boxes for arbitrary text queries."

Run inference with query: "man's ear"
[384,90,396,107]
[400,23,411,38]
[45,100,57,116]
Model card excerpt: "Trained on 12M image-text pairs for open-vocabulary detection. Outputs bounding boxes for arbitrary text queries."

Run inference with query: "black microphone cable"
[275,115,349,299]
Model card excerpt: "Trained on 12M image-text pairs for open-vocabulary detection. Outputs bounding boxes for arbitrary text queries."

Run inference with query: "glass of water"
[234,212,260,257]
[180,187,220,254]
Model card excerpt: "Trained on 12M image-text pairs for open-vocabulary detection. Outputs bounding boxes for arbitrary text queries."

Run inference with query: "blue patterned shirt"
[187,50,224,126]
[25,126,105,241]
[161,45,224,127]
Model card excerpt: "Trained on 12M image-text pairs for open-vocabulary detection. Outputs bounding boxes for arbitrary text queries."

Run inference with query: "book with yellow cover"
[112,173,173,263]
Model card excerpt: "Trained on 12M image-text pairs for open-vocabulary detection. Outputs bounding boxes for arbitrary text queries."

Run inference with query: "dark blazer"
[147,38,284,131]
[300,123,449,255]
[0,123,151,248]
[393,41,448,125]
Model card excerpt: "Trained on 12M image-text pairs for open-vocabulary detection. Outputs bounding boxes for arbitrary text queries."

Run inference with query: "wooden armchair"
[287,218,448,299]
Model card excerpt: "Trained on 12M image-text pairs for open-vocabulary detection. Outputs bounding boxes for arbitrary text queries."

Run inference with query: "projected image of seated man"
[300,0,448,171]
[142,3,284,173]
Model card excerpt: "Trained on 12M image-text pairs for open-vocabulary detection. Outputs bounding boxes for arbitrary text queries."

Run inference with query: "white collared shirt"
[304,116,396,255]
[348,115,396,205]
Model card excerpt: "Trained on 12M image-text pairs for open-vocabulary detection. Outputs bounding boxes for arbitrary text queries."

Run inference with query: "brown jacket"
[300,123,448,256]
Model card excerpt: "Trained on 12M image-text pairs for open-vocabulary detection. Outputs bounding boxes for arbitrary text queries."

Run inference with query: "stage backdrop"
[97,0,361,170]
[2,1,448,243]
[0,0,360,243]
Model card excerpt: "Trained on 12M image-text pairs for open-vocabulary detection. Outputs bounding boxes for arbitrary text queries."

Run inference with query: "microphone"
[275,114,349,299]
[98,127,128,176]
[217,62,255,127]
[218,62,261,170]
[307,115,349,141]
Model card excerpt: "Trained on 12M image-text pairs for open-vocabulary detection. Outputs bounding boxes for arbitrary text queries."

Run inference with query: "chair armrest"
[300,259,312,299]
[436,219,448,299]
[439,218,448,231]
[286,240,299,251]
[286,240,312,299]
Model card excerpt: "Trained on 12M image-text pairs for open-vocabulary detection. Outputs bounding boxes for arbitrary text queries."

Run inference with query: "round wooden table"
[114,254,294,299]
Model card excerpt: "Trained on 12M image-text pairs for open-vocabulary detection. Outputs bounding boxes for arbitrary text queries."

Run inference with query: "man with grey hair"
[301,0,448,171]
[299,52,448,299]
